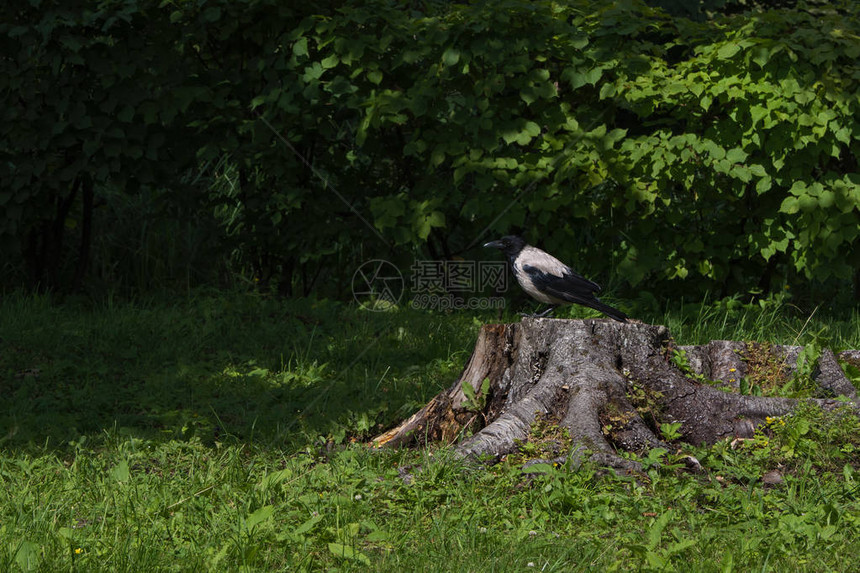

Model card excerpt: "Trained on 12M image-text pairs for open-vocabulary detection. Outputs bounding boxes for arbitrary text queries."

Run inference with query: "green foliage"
[784,327,828,396]
[660,422,684,442]
[2,0,860,300]
[627,510,697,571]
[261,0,860,295]
[461,377,491,412]
[670,347,715,385]
[0,0,206,289]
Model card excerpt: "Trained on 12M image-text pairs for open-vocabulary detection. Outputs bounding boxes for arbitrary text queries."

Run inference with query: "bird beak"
[483,240,503,249]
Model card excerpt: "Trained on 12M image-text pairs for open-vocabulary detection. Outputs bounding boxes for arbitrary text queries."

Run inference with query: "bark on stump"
[372,319,858,471]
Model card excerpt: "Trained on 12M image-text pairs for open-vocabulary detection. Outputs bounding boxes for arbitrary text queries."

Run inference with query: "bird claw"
[533,306,557,318]
[519,307,556,319]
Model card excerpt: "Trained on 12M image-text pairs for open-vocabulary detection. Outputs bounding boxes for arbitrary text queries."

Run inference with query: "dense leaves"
[1,0,858,298]
[1,2,203,288]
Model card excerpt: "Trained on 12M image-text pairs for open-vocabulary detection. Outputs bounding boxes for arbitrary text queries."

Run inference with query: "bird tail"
[588,299,628,322]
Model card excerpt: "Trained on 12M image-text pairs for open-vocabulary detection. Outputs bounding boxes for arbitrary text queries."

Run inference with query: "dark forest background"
[2,0,859,311]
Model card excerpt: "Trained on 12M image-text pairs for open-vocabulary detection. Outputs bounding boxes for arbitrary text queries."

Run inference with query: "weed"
[508,414,573,467]
[461,377,491,413]
[659,422,683,442]
[670,346,723,388]
[625,379,663,434]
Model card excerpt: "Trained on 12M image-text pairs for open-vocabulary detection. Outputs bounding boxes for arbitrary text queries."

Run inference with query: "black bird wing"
[522,263,601,302]
[522,262,628,322]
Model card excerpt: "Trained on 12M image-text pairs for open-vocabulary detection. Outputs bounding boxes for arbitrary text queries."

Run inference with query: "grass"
[1,290,860,571]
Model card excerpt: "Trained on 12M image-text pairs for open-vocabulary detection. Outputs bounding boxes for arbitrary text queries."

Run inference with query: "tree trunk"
[373,319,858,471]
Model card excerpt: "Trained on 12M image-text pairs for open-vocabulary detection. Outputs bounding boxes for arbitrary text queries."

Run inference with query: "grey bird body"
[484,235,627,322]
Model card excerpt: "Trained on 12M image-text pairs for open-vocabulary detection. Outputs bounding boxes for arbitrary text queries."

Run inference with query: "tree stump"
[372,319,858,471]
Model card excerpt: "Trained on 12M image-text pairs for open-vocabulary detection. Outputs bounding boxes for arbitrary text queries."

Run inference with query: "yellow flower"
[729,368,736,373]
[74,548,83,555]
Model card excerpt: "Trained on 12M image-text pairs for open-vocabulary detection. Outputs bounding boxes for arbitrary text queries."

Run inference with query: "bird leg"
[534,305,557,317]
[519,305,557,318]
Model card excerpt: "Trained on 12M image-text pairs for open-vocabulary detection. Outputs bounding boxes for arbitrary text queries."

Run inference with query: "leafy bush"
[2,0,858,300]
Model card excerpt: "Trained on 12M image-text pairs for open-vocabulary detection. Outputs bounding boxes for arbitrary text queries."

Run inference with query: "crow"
[484,235,627,322]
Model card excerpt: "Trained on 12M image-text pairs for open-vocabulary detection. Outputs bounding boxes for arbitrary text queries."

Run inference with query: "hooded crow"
[484,235,627,322]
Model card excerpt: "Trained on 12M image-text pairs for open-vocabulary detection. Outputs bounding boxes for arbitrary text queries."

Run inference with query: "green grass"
[2,290,860,571]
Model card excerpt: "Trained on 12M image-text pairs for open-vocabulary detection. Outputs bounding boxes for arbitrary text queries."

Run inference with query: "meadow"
[2,291,860,571]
